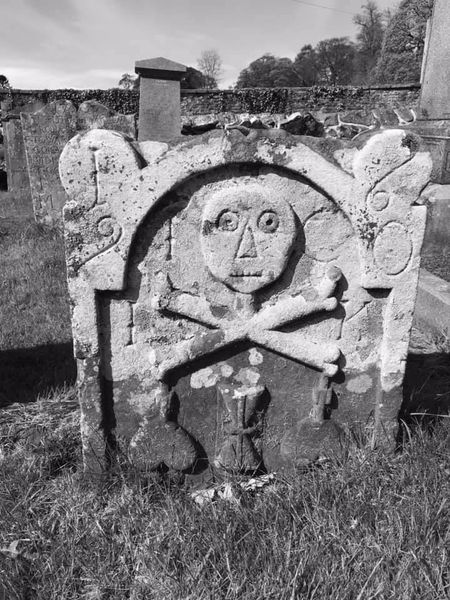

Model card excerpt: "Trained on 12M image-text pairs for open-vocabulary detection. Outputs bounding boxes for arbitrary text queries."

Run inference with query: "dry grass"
[0,388,448,600]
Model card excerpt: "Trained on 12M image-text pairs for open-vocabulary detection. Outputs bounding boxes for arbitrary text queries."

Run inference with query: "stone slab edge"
[414,267,450,336]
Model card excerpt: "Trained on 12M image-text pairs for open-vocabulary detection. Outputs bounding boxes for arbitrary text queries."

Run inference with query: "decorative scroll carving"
[64,147,122,271]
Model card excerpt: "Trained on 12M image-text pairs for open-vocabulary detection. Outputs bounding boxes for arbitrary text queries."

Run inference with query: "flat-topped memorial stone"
[59,127,431,478]
[135,57,186,142]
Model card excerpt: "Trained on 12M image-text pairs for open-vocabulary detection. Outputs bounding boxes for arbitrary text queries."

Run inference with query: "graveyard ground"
[0,200,449,598]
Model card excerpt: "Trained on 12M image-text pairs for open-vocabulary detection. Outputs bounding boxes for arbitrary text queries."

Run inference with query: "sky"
[1,0,396,90]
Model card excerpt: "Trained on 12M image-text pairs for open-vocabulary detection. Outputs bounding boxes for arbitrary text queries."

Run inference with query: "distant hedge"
[2,88,139,114]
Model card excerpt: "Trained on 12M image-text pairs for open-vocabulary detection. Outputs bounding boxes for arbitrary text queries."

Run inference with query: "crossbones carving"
[152,184,343,382]
[152,264,342,379]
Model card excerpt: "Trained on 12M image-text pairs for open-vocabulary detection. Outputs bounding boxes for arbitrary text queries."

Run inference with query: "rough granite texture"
[59,127,431,478]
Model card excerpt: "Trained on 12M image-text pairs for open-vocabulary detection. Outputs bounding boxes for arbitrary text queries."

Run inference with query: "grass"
[0,209,448,598]
[0,209,75,407]
[0,215,70,350]
[0,390,448,599]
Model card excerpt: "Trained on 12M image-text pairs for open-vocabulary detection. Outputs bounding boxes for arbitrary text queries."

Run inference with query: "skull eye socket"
[257,210,279,233]
[217,210,239,232]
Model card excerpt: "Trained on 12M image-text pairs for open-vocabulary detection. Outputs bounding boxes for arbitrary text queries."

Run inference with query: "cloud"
[2,66,121,90]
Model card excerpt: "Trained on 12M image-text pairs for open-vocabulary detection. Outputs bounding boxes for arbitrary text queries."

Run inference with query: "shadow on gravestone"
[59,127,432,479]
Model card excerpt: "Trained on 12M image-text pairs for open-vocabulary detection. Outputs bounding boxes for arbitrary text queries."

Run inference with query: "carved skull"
[200,184,296,293]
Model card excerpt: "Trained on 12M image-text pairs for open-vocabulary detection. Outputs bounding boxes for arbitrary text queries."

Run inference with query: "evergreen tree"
[374,0,434,83]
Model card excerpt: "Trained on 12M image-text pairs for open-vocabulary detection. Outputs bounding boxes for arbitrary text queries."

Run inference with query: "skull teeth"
[231,270,263,278]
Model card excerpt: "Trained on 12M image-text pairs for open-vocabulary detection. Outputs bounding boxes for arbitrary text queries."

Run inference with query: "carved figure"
[216,382,266,473]
[149,183,343,472]
[200,186,296,293]
[153,265,341,379]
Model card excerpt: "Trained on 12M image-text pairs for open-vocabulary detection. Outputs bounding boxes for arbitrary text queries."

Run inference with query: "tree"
[181,66,207,89]
[118,73,137,90]
[374,0,434,83]
[236,54,301,88]
[0,75,11,90]
[197,49,223,88]
[353,1,385,83]
[315,38,356,85]
[293,45,320,86]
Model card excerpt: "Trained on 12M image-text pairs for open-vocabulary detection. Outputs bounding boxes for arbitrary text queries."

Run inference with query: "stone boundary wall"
[0,84,421,121]
[0,88,139,117]
[181,84,421,116]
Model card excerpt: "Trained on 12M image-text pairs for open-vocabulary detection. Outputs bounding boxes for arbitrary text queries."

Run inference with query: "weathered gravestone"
[21,100,77,224]
[77,100,136,137]
[135,57,186,142]
[2,117,32,206]
[59,127,431,477]
[21,100,136,224]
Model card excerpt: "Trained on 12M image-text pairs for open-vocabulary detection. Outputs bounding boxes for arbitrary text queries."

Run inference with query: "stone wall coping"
[181,83,422,95]
[0,82,422,99]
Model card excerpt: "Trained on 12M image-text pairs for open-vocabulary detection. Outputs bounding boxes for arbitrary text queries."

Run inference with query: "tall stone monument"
[135,57,186,142]
[59,125,431,477]
[416,0,450,183]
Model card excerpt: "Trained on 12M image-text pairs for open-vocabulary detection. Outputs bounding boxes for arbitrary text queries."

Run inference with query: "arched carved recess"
[59,127,432,473]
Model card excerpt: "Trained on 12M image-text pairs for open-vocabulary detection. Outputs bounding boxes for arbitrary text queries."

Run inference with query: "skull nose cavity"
[236,226,258,259]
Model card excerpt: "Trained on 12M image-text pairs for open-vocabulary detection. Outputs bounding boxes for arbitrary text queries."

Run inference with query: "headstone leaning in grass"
[20,100,136,225]
[59,127,431,478]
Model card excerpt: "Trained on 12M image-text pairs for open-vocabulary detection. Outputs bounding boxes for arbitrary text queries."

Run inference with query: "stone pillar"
[134,57,186,142]
[416,0,450,182]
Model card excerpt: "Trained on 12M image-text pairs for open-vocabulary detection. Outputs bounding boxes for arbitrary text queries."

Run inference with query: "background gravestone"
[20,100,136,224]
[59,127,431,478]
[21,100,77,224]
[135,57,186,142]
[77,100,136,138]
[3,118,32,210]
